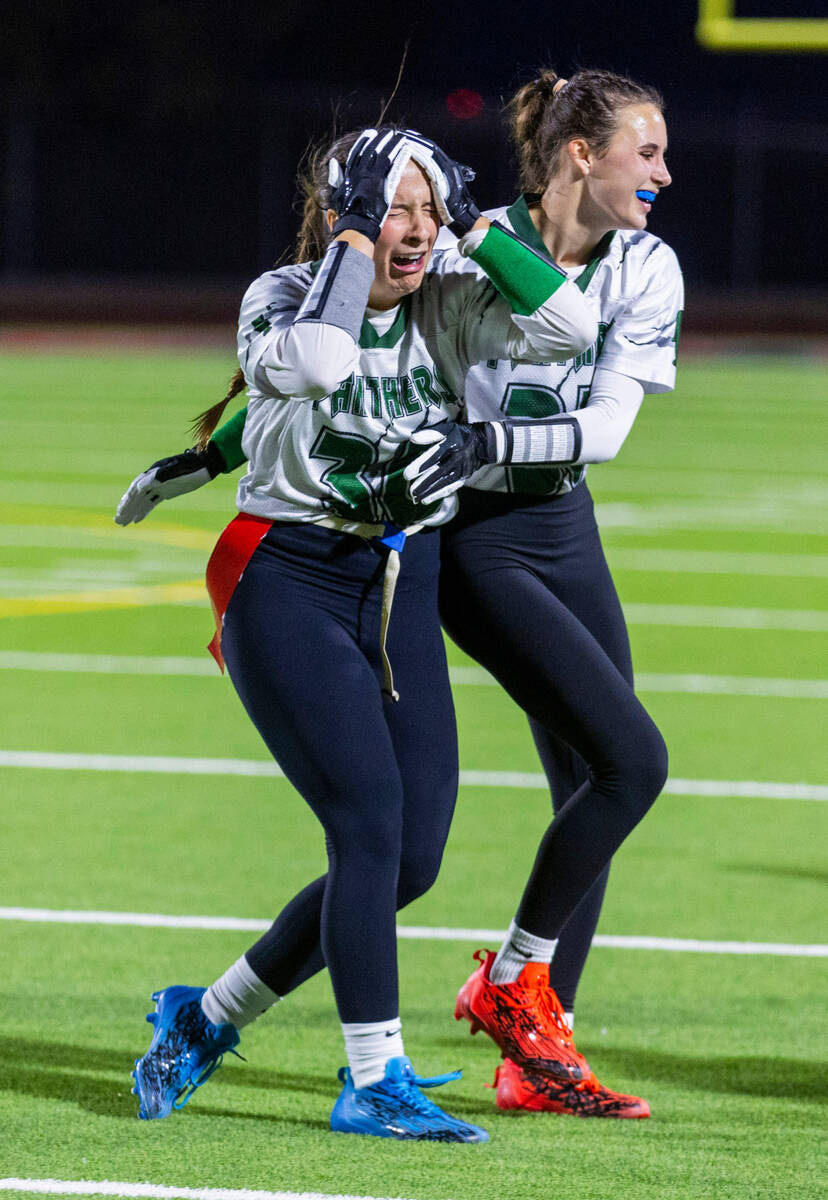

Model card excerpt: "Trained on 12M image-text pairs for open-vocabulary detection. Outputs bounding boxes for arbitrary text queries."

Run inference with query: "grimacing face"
[583,103,671,231]
[368,161,441,309]
[325,159,441,310]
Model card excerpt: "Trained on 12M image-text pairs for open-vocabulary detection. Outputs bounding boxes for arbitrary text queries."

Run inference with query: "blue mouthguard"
[636,190,657,203]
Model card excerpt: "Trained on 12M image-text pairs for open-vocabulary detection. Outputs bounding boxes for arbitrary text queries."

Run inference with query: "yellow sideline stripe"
[0,506,216,551]
[0,580,205,618]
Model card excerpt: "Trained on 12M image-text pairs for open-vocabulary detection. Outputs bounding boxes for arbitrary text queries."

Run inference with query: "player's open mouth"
[391,252,426,274]
[636,189,656,207]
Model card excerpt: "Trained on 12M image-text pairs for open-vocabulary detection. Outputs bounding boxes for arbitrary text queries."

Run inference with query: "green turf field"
[0,349,825,1200]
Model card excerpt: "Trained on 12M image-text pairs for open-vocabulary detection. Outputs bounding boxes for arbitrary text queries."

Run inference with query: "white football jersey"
[437,197,684,495]
[234,241,592,528]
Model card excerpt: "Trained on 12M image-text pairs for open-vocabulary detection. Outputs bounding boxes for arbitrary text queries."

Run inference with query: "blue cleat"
[330,1055,489,1142]
[131,985,242,1120]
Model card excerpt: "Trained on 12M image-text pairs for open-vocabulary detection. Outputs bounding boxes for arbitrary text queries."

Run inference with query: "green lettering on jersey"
[382,377,403,420]
[411,366,444,409]
[501,383,565,418]
[329,376,353,418]
[572,344,594,372]
[251,314,271,335]
[324,368,455,425]
[364,376,383,419]
[434,364,454,401]
[400,375,422,416]
[349,375,366,416]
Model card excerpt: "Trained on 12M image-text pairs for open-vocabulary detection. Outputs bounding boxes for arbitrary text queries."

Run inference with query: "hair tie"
[552,77,569,96]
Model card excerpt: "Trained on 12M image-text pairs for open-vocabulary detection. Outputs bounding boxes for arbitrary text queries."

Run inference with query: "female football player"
[126,125,596,1141]
[419,68,682,1119]
[120,66,682,1122]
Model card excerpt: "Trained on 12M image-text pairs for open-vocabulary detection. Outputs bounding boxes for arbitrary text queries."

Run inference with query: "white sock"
[201,955,281,1030]
[342,1018,404,1089]
[489,920,559,984]
[565,1011,574,1029]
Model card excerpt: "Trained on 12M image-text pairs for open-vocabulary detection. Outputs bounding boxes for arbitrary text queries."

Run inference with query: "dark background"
[1,0,826,325]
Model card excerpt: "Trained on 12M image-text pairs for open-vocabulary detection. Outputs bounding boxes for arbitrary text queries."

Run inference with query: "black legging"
[220,522,457,1024]
[438,484,668,1009]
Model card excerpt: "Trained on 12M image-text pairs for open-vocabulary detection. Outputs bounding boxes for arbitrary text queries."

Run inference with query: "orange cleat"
[454,949,590,1082]
[493,1056,650,1119]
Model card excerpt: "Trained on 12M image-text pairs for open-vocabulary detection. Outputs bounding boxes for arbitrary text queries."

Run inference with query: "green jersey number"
[309,427,440,526]
[310,428,377,520]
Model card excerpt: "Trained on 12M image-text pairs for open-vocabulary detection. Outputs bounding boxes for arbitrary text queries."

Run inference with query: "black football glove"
[115,442,226,525]
[405,136,481,236]
[329,128,416,243]
[404,420,499,503]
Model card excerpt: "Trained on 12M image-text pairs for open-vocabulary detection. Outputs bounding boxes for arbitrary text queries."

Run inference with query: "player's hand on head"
[330,128,417,243]
[403,135,482,236]
[404,420,498,503]
[114,444,225,525]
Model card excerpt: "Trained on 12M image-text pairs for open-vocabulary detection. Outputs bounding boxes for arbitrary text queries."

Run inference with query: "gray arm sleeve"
[295,241,375,342]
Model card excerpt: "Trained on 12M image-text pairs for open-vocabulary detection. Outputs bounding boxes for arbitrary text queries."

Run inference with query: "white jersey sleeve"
[597,237,683,393]
[237,269,360,402]
[571,368,644,463]
[417,241,595,396]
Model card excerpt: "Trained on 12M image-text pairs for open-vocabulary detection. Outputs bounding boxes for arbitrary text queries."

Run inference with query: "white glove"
[115,444,224,525]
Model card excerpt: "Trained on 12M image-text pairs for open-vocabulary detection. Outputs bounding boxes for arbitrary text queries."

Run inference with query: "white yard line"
[0,652,219,676]
[0,909,824,957]
[621,603,828,631]
[596,497,828,536]
[635,673,828,698]
[0,1182,411,1200]
[0,749,826,801]
[607,548,828,578]
[2,653,827,698]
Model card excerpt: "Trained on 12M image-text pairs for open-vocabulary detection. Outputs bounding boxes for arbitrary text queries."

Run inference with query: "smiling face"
[368,161,441,310]
[582,103,671,231]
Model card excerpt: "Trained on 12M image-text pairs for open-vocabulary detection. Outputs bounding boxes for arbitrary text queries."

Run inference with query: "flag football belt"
[205,512,422,700]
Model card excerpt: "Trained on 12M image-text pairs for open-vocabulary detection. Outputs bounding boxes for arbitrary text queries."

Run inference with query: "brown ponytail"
[190,367,248,450]
[508,68,664,193]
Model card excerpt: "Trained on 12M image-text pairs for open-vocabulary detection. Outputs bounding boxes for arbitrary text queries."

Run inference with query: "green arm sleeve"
[210,406,248,472]
[467,222,568,316]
